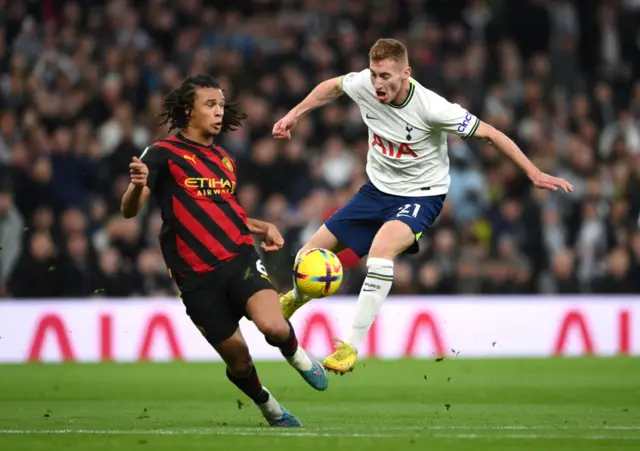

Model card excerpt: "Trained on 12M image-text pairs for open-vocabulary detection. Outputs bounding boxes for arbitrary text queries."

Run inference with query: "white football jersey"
[341,69,480,197]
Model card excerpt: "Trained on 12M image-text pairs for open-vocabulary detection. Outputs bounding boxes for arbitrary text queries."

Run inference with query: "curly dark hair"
[158,74,247,132]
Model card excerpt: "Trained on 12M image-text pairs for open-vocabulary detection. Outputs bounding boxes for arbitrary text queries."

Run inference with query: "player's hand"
[130,156,149,187]
[529,170,574,193]
[260,223,285,252]
[272,113,298,140]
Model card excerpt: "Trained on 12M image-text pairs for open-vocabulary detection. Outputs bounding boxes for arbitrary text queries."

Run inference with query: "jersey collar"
[176,132,215,150]
[388,80,415,109]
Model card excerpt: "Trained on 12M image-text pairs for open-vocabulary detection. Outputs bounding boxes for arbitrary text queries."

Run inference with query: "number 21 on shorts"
[396,203,421,218]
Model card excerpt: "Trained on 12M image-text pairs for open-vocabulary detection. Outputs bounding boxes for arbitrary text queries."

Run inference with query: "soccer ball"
[293,248,343,298]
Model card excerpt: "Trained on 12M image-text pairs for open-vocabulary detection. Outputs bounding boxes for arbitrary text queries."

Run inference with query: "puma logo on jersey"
[183,154,197,165]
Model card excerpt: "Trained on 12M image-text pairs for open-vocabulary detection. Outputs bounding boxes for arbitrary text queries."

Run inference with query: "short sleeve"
[428,94,480,140]
[139,145,167,192]
[340,69,370,100]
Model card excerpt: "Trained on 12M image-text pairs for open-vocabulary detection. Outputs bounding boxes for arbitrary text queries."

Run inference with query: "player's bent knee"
[245,290,290,340]
[369,220,415,259]
[257,319,290,342]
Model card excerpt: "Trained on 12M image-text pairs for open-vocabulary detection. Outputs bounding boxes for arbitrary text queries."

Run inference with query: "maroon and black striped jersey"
[140,133,254,278]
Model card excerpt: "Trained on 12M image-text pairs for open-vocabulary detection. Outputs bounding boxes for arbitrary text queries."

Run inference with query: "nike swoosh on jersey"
[365,113,377,120]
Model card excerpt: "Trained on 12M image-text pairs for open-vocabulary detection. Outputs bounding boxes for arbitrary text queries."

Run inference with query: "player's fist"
[529,170,574,193]
[272,113,298,140]
[260,223,285,252]
[130,156,149,187]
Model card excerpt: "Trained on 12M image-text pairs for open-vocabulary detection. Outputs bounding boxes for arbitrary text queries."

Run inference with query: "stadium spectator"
[0,174,23,295]
[9,231,62,298]
[0,0,639,298]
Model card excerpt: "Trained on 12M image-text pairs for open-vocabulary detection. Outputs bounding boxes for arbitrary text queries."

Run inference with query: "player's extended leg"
[280,225,346,319]
[323,220,415,374]
[214,329,302,427]
[246,289,329,391]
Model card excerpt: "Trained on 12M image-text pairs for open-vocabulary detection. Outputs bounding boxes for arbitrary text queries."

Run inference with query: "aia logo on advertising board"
[1,298,635,363]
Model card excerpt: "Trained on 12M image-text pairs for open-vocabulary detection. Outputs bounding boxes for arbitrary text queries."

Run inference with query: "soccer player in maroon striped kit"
[121,75,328,427]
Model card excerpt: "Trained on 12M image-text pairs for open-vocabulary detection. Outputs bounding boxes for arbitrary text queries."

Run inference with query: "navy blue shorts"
[325,182,445,257]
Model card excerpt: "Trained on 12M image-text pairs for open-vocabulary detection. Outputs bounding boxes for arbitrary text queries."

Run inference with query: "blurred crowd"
[1,0,640,298]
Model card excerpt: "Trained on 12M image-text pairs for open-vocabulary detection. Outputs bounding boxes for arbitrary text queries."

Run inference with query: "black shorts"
[177,246,275,346]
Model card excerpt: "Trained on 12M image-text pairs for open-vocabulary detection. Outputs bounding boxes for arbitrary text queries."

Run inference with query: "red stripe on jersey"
[167,160,252,246]
[163,138,235,181]
[211,145,236,178]
[175,234,214,274]
[199,157,248,225]
[169,139,248,222]
[172,195,234,262]
[155,141,197,164]
[158,140,248,225]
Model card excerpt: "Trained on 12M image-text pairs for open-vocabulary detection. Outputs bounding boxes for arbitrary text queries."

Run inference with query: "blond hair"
[369,38,408,64]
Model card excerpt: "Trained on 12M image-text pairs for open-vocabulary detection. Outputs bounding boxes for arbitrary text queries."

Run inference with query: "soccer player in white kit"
[273,39,573,374]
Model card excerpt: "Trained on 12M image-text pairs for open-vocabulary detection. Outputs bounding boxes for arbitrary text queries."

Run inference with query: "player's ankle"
[255,388,282,419]
[344,340,360,354]
[286,346,313,371]
[292,284,309,303]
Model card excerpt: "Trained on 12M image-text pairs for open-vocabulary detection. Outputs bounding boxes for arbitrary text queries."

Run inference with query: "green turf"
[1,358,639,450]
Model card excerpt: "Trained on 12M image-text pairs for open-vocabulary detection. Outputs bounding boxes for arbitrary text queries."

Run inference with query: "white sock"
[286,346,313,371]
[255,387,282,420]
[348,258,394,352]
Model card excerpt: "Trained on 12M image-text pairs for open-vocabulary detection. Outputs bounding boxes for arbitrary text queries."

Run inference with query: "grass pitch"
[1,358,639,450]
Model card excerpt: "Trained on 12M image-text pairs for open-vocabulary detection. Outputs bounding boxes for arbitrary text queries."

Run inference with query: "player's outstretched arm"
[273,76,344,140]
[121,156,151,218]
[247,218,285,252]
[474,121,574,193]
